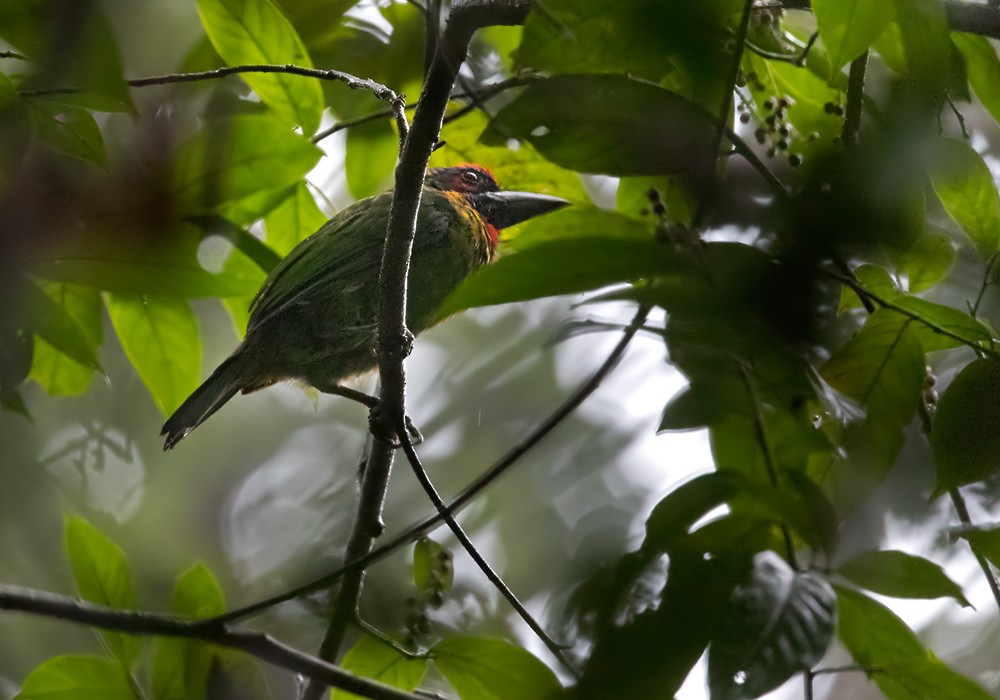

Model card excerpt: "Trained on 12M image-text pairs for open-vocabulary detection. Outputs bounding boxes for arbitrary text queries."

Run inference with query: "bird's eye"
[461,170,480,186]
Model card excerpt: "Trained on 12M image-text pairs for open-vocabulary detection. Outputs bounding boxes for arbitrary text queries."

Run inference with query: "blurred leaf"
[433,637,560,700]
[954,525,1000,570]
[265,182,327,256]
[430,109,587,202]
[438,237,681,317]
[954,33,1000,126]
[836,585,992,699]
[64,516,141,670]
[171,115,322,212]
[15,655,133,700]
[196,0,323,133]
[709,551,835,700]
[153,563,226,700]
[222,185,298,227]
[29,282,102,397]
[929,138,1000,260]
[104,294,201,417]
[838,264,898,314]
[32,258,262,298]
[891,296,994,352]
[273,0,356,49]
[837,550,970,606]
[24,279,101,370]
[414,538,453,597]
[187,215,281,274]
[658,383,734,431]
[332,636,427,700]
[616,176,694,224]
[897,232,956,293]
[27,100,106,166]
[346,118,397,199]
[813,0,894,76]
[821,308,925,431]
[483,74,714,177]
[931,357,1000,499]
[0,71,31,184]
[889,0,959,93]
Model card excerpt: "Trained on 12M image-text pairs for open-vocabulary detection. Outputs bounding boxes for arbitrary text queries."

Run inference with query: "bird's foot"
[368,402,423,448]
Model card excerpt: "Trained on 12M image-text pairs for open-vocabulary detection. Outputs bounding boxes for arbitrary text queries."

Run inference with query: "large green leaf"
[433,637,560,700]
[931,357,1000,498]
[171,115,322,212]
[890,296,994,352]
[954,33,1000,126]
[64,516,141,670]
[331,636,428,700]
[25,279,101,370]
[15,655,134,700]
[104,294,201,417]
[813,0,894,76]
[264,182,327,256]
[929,137,1000,259]
[32,258,262,298]
[837,550,970,606]
[483,74,714,177]
[29,283,103,397]
[503,206,653,252]
[821,308,925,432]
[897,232,956,293]
[27,100,106,167]
[345,117,397,199]
[837,586,992,699]
[196,0,324,133]
[709,551,835,700]
[889,0,958,92]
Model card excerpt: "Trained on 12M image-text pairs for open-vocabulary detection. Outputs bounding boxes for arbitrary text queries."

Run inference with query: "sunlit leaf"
[27,100,106,166]
[196,0,324,133]
[709,551,835,700]
[931,357,1000,499]
[25,279,101,370]
[264,182,328,256]
[30,283,102,397]
[837,585,992,699]
[331,636,427,700]
[483,74,714,177]
[889,0,960,93]
[503,206,653,252]
[433,637,560,700]
[617,175,694,225]
[171,115,322,212]
[838,264,898,314]
[837,550,970,606]
[929,138,1000,259]
[897,232,956,293]
[414,538,453,597]
[15,655,133,700]
[954,33,1000,127]
[104,294,201,417]
[813,0,894,76]
[890,296,994,352]
[345,118,397,199]
[64,516,141,670]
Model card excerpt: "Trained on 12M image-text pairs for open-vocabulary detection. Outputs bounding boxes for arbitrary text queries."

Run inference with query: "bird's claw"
[368,402,423,448]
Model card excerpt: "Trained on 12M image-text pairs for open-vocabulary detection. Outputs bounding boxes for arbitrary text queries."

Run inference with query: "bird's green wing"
[246,189,455,333]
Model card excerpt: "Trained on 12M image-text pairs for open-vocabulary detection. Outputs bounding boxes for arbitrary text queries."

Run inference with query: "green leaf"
[838,264,898,313]
[954,525,1000,571]
[433,637,560,700]
[658,383,733,431]
[264,183,327,256]
[345,118,397,199]
[836,585,992,699]
[813,0,894,76]
[929,137,1000,259]
[430,109,588,203]
[25,279,101,371]
[898,232,956,293]
[152,563,226,700]
[331,637,428,700]
[821,308,925,431]
[617,176,694,224]
[171,115,322,213]
[30,283,103,397]
[505,205,653,252]
[15,655,134,700]
[32,258,263,298]
[104,294,201,417]
[931,357,1000,498]
[64,516,141,670]
[837,550,970,606]
[890,296,994,352]
[709,551,836,700]
[27,100,106,167]
[954,33,1000,126]
[438,236,680,317]
[483,74,714,177]
[889,0,957,91]
[413,538,453,597]
[196,0,323,133]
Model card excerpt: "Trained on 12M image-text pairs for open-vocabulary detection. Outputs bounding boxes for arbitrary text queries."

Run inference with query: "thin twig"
[949,488,1000,612]
[207,304,651,627]
[0,584,420,700]
[0,50,27,60]
[395,424,580,677]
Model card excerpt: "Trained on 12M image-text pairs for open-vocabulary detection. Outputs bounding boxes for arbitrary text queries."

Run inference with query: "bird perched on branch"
[161,164,568,449]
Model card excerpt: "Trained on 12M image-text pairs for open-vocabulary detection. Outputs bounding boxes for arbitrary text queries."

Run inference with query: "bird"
[161,164,569,449]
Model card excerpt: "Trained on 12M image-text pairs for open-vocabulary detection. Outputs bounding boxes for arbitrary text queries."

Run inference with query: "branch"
[841,51,869,147]
[0,584,421,700]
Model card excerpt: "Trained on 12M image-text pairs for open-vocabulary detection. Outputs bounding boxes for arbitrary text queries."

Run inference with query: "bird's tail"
[161,352,249,450]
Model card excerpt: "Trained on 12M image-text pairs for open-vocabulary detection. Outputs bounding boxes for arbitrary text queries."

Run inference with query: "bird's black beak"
[475,191,570,230]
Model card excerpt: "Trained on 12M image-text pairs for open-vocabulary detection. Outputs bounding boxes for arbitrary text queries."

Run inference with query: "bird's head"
[426,164,569,247]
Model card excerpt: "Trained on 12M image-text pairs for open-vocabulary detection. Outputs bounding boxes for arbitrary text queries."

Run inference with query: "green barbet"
[161,164,568,449]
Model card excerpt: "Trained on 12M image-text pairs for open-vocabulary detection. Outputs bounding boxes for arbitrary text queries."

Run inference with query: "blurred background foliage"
[4,0,1000,699]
